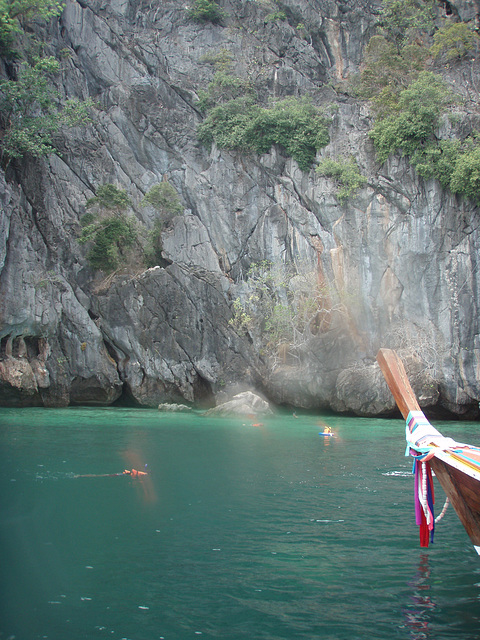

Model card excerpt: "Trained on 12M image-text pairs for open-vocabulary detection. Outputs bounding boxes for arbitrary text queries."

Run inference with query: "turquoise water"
[1,407,480,640]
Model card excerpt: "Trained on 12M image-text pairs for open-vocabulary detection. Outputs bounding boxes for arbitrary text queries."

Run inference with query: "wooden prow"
[376,348,480,553]
[376,348,420,419]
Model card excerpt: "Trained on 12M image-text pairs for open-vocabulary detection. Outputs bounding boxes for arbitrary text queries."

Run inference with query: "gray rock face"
[1,0,480,416]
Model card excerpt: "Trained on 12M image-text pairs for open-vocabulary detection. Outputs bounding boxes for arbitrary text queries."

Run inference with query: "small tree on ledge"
[187,0,225,24]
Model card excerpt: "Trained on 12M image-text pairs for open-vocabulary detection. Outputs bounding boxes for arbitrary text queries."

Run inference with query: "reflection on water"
[1,408,480,640]
[404,554,436,640]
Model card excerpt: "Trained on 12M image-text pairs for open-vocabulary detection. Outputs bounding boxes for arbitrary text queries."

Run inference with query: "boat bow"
[377,348,480,554]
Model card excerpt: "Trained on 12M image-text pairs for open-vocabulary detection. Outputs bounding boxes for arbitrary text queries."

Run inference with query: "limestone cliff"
[1,0,479,417]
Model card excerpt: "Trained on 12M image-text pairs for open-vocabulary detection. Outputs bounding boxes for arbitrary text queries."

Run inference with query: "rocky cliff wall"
[1,0,479,417]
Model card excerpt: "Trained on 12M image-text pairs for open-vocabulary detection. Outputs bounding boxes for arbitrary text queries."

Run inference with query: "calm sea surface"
[1,407,480,640]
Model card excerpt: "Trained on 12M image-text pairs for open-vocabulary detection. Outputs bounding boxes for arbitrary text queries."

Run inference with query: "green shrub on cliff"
[187,0,225,24]
[356,0,480,205]
[430,22,478,61]
[449,142,480,203]
[354,35,428,116]
[80,185,138,273]
[0,56,92,161]
[0,0,64,55]
[230,261,338,359]
[197,71,254,112]
[86,184,132,212]
[141,182,183,267]
[376,0,436,50]
[143,219,165,269]
[369,72,454,164]
[141,182,183,221]
[198,96,329,171]
[368,68,480,203]
[316,156,367,203]
[81,216,138,272]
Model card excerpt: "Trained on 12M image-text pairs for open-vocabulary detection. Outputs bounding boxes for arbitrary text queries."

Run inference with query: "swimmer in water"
[74,468,148,479]
[123,468,147,478]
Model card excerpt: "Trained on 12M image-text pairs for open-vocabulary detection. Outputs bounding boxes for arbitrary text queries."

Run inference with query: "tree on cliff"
[355,0,480,205]
[0,0,64,55]
[80,185,138,273]
[0,0,92,163]
[141,181,184,268]
[0,57,91,162]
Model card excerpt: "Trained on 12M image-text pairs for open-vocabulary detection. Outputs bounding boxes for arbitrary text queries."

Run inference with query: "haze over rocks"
[1,0,479,417]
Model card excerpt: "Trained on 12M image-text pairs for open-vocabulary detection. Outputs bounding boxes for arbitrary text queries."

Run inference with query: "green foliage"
[369,71,454,164]
[143,219,164,268]
[355,36,427,115]
[369,70,480,203]
[316,156,367,203]
[0,0,64,55]
[197,96,258,149]
[0,5,18,55]
[199,48,233,70]
[141,181,183,223]
[198,96,330,171]
[449,142,480,203]
[229,260,291,341]
[187,0,225,24]
[197,71,254,112]
[80,215,137,273]
[410,135,480,203]
[407,138,460,186]
[430,22,478,60]
[86,184,132,212]
[0,57,92,160]
[80,185,137,272]
[376,0,436,50]
[7,0,64,19]
[230,261,335,355]
[355,0,480,205]
[265,10,286,22]
[264,303,295,345]
[229,297,252,332]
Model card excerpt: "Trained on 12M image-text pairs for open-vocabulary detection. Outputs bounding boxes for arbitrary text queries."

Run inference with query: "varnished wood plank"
[376,348,420,420]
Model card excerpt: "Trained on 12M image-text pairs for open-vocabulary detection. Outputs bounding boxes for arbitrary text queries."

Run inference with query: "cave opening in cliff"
[112,384,142,407]
[442,0,456,16]
[192,372,215,409]
[100,339,137,407]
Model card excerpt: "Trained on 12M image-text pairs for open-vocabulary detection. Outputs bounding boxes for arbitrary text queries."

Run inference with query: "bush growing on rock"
[81,216,138,273]
[230,261,339,364]
[86,184,132,212]
[430,22,478,61]
[369,71,454,164]
[0,56,92,161]
[187,0,225,24]
[141,182,183,221]
[0,0,64,55]
[0,1,92,162]
[197,70,254,112]
[80,185,138,273]
[141,182,183,267]
[375,0,436,51]
[316,156,367,203]
[355,0,480,205]
[198,96,329,171]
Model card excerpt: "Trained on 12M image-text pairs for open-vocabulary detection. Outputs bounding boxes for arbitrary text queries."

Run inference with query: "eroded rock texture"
[1,0,479,416]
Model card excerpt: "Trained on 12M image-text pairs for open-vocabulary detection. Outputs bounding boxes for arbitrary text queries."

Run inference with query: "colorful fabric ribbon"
[414,458,435,547]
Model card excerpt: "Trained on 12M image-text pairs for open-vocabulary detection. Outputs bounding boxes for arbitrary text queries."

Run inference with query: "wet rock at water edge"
[205,391,274,417]
[158,403,194,412]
